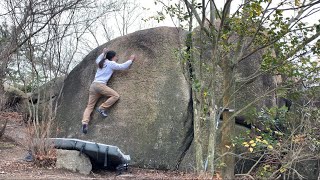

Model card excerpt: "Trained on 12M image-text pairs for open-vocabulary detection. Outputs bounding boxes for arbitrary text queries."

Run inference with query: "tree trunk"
[193,92,204,173]
[221,63,235,179]
[0,65,6,110]
[185,27,205,173]
[206,105,217,174]
[205,47,218,175]
[0,119,8,138]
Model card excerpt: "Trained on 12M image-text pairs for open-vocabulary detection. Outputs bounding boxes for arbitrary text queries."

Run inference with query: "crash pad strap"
[104,146,109,167]
[95,143,99,160]
[79,143,86,155]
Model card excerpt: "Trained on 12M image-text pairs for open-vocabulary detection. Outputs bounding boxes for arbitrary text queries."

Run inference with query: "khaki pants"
[82,82,120,124]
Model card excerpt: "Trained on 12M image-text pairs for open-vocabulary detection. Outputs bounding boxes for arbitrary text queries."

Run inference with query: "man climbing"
[81,47,136,134]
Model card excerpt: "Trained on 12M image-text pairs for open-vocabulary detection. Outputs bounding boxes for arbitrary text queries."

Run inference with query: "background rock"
[30,77,65,104]
[3,84,28,111]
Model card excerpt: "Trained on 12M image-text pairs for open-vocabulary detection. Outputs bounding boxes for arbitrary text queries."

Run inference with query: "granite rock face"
[55,27,193,170]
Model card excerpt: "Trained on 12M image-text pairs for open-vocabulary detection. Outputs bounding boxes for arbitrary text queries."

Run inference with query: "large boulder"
[55,27,193,170]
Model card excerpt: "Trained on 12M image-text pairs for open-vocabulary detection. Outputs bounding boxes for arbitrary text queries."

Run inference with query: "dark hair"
[98,50,117,69]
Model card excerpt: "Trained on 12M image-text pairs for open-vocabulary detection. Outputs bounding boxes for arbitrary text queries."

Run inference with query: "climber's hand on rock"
[130,54,136,61]
[103,48,109,53]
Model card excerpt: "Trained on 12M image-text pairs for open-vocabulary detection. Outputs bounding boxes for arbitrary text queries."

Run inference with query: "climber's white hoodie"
[93,53,133,84]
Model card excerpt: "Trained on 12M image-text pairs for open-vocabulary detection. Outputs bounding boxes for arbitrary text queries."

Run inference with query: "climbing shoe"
[82,124,88,134]
[97,108,108,117]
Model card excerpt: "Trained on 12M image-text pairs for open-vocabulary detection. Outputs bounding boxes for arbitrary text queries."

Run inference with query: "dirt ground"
[0,112,212,179]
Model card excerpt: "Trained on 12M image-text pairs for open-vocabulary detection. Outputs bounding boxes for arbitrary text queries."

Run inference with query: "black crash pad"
[49,138,130,170]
